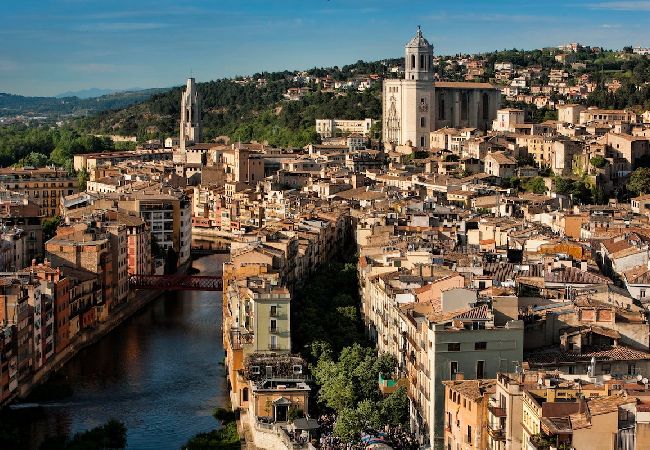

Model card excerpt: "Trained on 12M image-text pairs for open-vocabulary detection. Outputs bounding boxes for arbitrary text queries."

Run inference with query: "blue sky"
[1,0,650,96]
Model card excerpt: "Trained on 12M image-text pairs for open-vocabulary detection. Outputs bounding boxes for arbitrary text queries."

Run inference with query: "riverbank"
[4,254,229,450]
[9,260,193,406]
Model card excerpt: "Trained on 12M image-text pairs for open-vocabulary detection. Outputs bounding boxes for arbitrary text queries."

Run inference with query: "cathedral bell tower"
[179,77,201,152]
[405,26,433,81]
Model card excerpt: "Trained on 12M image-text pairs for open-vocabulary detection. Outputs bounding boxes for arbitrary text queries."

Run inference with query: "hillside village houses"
[5,25,650,450]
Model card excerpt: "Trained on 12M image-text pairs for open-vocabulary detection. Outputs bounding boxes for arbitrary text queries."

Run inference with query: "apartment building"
[0,167,78,217]
[443,379,496,450]
[45,222,115,321]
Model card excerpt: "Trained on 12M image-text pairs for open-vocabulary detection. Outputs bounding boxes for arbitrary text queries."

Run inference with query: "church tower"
[383,27,435,149]
[404,26,433,81]
[179,77,201,151]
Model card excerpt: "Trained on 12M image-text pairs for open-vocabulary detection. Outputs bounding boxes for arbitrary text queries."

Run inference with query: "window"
[474,341,487,350]
[420,54,424,70]
[461,93,468,121]
[448,343,460,351]
[270,305,278,317]
[450,361,458,379]
[250,365,260,374]
[641,289,646,298]
[482,93,490,120]
[466,425,472,444]
[438,98,445,120]
[270,319,277,332]
[420,136,425,147]
[628,363,637,375]
[242,387,249,402]
[476,360,485,379]
[420,117,426,127]
[411,54,415,69]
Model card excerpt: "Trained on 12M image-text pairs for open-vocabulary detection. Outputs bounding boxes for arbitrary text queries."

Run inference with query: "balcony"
[269,327,280,334]
[378,373,408,395]
[268,343,281,351]
[487,424,506,441]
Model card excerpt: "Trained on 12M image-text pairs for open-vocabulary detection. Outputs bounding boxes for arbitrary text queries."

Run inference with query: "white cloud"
[75,22,169,32]
[587,1,650,10]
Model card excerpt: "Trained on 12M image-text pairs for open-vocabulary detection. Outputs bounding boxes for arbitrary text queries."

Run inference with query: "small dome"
[406,26,431,49]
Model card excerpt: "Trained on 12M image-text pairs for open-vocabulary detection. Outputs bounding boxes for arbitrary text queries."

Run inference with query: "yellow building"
[443,379,496,450]
[0,167,77,217]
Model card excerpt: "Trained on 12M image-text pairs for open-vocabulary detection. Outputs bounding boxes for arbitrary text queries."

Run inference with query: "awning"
[293,418,320,430]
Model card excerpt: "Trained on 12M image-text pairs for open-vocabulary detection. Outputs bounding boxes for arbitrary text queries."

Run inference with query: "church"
[383,27,501,149]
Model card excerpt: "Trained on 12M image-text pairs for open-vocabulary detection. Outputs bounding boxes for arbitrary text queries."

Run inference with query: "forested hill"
[74,60,396,148]
[0,88,169,117]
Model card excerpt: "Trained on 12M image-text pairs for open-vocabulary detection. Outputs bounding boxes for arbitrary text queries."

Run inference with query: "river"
[15,254,229,450]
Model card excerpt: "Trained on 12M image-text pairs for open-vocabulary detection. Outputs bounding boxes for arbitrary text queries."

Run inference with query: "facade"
[383,27,500,149]
[492,109,525,132]
[45,222,114,321]
[180,77,201,150]
[0,167,77,217]
[315,118,376,138]
[443,379,495,450]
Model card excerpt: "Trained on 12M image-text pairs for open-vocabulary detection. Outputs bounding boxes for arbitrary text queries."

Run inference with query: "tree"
[590,156,607,168]
[77,170,89,191]
[627,167,650,196]
[379,386,409,427]
[524,176,547,194]
[43,215,62,241]
[20,152,49,167]
[553,176,573,195]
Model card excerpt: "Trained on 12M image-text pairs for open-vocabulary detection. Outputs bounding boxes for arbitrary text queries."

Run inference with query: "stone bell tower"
[179,77,201,153]
[404,25,434,81]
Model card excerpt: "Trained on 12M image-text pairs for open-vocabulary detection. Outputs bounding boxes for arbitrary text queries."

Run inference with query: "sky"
[1,0,650,96]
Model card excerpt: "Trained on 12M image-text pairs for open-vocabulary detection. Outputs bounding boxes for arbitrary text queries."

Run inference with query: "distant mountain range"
[55,87,150,99]
[0,88,170,118]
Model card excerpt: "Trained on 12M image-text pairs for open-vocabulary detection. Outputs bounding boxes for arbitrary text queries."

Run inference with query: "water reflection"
[20,254,228,450]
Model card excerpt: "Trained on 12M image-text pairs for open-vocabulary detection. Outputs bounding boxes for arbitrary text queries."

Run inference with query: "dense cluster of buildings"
[5,26,650,450]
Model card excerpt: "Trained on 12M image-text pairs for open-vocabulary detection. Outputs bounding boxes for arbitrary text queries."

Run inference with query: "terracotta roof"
[526,345,650,365]
[442,379,496,401]
[544,267,611,285]
[454,304,490,320]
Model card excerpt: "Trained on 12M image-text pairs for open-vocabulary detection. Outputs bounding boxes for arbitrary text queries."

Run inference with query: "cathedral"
[383,27,500,149]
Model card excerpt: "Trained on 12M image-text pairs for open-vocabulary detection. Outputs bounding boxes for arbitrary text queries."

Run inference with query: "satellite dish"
[637,374,643,381]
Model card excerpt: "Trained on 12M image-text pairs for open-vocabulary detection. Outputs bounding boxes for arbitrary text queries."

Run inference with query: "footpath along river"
[13,254,229,450]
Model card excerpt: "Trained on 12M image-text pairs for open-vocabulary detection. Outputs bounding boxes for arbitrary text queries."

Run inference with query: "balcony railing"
[487,424,506,441]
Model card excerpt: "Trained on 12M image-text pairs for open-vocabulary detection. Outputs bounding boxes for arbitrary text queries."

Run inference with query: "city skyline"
[2,0,650,96]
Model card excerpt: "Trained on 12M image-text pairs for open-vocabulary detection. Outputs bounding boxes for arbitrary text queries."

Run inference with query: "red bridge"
[129,274,223,291]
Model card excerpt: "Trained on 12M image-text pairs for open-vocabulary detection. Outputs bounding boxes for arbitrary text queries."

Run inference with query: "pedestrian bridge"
[129,274,223,291]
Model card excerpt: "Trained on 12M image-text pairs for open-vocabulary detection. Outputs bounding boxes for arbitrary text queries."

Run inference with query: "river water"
[17,254,229,450]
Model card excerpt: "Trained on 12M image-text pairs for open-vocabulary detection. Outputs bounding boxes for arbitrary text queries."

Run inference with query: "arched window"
[461,93,469,121]
[420,117,426,127]
[411,54,415,69]
[482,93,490,120]
[438,98,445,120]
[420,54,424,70]
[420,136,425,147]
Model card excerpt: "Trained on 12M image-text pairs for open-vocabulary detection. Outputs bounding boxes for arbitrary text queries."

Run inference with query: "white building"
[315,118,376,138]
[492,109,525,132]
